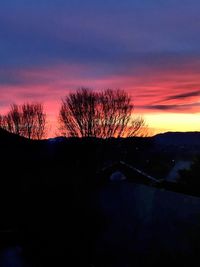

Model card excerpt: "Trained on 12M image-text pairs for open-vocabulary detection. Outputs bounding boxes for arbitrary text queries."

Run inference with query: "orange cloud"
[1,61,200,137]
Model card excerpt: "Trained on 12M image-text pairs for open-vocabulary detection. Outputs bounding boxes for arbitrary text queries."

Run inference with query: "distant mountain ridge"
[0,128,200,187]
[1,127,200,145]
[1,128,200,166]
[153,131,200,146]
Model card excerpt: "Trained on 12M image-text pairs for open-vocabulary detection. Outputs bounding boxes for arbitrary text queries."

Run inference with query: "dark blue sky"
[1,0,200,68]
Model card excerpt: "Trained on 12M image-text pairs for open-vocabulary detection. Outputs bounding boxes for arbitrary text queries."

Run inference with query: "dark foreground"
[1,130,200,266]
[1,180,200,267]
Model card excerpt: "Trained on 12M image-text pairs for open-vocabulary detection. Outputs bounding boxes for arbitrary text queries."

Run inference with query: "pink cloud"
[1,60,200,136]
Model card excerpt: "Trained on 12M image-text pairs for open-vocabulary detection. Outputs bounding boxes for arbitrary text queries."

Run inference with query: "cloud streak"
[140,102,200,112]
[164,90,200,101]
[151,90,200,105]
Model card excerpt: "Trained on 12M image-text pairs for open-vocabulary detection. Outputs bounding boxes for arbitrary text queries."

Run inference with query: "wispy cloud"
[151,90,200,104]
[165,90,200,100]
[140,102,200,112]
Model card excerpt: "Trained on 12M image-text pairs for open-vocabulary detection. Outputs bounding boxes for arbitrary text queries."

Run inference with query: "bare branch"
[59,88,147,138]
[2,103,47,139]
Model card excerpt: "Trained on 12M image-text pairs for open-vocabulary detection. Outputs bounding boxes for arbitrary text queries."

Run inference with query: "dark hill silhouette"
[154,131,200,146]
[151,131,200,162]
[1,129,200,179]
[0,127,27,143]
[1,128,200,155]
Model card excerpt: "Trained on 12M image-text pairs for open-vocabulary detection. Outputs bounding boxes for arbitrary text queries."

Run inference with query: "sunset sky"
[1,0,200,136]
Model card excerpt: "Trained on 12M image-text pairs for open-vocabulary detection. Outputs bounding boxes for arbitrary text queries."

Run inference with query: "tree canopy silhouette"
[59,88,146,138]
[0,103,46,140]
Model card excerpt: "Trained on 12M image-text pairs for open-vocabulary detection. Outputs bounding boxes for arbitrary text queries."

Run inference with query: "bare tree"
[59,88,146,138]
[0,105,22,134]
[1,103,46,139]
[0,115,7,131]
[34,103,46,140]
[9,104,22,135]
[126,116,147,137]
[59,88,100,137]
[99,89,134,138]
[0,114,4,129]
[22,103,47,139]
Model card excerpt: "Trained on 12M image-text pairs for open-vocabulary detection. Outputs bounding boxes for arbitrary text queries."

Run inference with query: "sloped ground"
[94,181,200,266]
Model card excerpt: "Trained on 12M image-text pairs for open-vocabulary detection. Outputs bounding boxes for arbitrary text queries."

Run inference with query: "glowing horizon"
[1,63,200,137]
[1,0,200,137]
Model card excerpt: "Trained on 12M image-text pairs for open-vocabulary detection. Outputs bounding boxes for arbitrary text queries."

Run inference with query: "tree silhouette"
[59,88,146,138]
[0,103,46,139]
[0,104,22,135]
[21,103,46,139]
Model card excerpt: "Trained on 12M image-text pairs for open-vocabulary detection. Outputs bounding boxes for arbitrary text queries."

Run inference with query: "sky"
[1,0,200,136]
